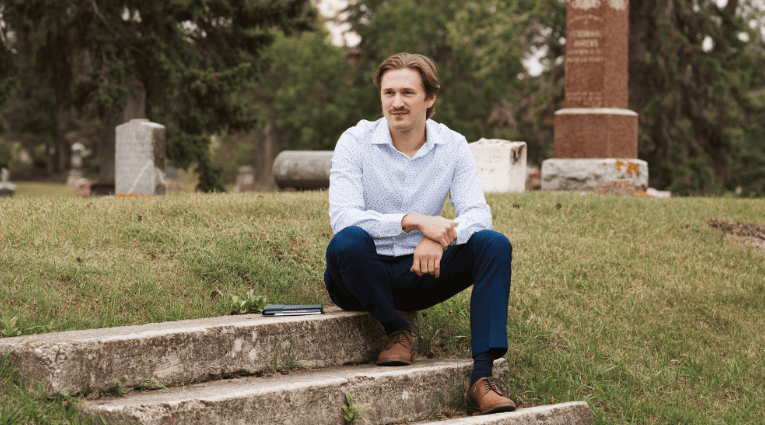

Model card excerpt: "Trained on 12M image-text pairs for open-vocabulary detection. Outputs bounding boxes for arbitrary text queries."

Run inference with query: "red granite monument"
[543,0,647,191]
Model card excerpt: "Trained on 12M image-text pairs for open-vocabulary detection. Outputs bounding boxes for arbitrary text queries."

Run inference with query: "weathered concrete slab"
[81,358,508,425]
[0,306,417,395]
[541,158,648,191]
[416,402,593,425]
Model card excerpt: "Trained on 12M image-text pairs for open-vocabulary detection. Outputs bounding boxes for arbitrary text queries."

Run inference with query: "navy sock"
[470,351,494,387]
[383,317,410,336]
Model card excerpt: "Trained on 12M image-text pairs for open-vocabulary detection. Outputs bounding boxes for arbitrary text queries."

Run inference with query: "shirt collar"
[371,118,445,149]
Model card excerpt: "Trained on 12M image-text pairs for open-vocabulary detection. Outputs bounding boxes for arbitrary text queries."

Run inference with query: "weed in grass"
[0,316,21,337]
[229,290,267,315]
[342,392,370,423]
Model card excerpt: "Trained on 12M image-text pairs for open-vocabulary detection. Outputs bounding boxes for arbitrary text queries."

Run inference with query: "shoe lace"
[480,377,505,396]
[383,330,411,350]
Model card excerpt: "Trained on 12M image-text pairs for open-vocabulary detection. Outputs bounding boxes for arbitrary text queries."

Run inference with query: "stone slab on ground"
[541,158,648,191]
[414,402,593,425]
[0,306,416,396]
[81,358,508,425]
[593,179,636,195]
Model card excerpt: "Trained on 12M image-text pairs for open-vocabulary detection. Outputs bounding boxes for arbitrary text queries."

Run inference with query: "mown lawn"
[1,190,763,424]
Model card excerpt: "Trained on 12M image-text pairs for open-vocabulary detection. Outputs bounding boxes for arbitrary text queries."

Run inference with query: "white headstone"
[468,139,527,193]
[115,119,166,196]
[0,167,16,198]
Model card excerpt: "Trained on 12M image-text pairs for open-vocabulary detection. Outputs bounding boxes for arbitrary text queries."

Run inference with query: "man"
[324,52,516,415]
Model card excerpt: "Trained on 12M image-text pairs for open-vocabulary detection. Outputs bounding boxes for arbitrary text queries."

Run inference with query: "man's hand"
[401,214,459,250]
[410,237,445,278]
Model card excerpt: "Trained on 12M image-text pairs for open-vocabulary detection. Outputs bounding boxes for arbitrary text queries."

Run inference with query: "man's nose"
[392,93,404,108]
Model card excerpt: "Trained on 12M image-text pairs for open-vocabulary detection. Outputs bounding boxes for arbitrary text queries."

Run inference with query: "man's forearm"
[401,214,458,250]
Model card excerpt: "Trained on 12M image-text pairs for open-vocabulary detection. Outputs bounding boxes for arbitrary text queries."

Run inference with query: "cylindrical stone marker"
[273,151,333,190]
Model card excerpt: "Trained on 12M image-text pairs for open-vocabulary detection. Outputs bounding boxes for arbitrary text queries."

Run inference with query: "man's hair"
[373,52,440,119]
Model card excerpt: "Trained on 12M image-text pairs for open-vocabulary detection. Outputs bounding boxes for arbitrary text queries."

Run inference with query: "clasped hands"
[401,214,459,278]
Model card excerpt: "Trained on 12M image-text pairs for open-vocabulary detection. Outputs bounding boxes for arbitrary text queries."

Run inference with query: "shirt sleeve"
[328,132,407,238]
[449,138,492,244]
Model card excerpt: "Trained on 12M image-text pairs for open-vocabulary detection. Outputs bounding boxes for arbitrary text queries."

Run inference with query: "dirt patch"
[708,219,765,252]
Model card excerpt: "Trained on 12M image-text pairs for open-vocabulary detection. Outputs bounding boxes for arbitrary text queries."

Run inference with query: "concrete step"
[0,306,417,395]
[415,402,593,425]
[80,358,508,425]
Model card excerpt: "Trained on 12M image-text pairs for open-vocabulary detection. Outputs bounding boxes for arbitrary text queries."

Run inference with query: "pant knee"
[327,226,374,260]
[470,230,512,257]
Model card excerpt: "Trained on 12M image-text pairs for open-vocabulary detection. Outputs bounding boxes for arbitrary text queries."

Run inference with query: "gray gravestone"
[0,168,16,198]
[234,165,256,192]
[115,119,166,196]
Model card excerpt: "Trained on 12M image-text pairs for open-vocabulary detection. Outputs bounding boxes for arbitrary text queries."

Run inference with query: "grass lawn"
[0,190,763,424]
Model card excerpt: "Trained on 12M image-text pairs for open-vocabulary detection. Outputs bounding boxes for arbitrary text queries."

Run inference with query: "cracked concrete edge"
[80,359,508,425]
[416,402,594,425]
[0,307,418,396]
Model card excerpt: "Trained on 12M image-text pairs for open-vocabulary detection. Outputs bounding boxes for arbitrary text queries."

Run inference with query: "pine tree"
[630,0,765,195]
[0,0,315,191]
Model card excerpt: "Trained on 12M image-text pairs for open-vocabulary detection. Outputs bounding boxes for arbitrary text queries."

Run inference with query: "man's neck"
[390,122,427,159]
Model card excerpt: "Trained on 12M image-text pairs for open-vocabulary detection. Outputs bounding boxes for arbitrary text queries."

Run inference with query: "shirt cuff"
[453,218,468,245]
[378,213,407,238]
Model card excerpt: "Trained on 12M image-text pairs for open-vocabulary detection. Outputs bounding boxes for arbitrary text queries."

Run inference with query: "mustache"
[389,107,409,114]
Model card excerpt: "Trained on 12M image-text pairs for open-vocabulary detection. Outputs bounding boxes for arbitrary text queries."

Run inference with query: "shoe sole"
[376,359,412,366]
[465,403,517,415]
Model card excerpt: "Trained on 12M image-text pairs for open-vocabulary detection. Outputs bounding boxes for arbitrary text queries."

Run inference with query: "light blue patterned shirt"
[329,118,492,257]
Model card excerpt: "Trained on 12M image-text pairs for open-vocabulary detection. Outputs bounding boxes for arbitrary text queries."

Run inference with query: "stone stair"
[0,306,593,424]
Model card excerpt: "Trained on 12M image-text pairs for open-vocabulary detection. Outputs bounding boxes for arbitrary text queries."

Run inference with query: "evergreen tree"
[0,0,315,191]
[343,0,559,159]
[630,0,765,195]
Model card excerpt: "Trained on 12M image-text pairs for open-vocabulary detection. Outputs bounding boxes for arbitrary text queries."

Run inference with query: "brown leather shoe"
[376,329,413,366]
[465,377,517,415]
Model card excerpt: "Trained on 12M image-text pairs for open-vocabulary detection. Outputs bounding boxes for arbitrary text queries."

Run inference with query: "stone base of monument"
[541,158,648,191]
[66,170,83,186]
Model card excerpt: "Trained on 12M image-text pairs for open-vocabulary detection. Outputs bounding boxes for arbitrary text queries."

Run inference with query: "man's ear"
[426,94,437,108]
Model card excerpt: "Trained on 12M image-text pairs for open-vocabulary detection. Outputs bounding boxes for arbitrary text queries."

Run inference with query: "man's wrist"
[401,214,419,233]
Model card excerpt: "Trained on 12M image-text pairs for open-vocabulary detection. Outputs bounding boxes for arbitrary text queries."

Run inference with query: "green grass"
[1,190,764,424]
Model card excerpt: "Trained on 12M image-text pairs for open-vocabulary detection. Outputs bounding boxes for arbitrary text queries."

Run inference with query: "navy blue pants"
[324,226,512,358]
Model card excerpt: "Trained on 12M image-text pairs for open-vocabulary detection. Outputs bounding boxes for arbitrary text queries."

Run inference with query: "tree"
[630,0,765,195]
[212,27,364,187]
[0,0,315,191]
[343,0,565,165]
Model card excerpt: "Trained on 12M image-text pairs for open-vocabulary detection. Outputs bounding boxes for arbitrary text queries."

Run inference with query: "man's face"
[380,68,436,134]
